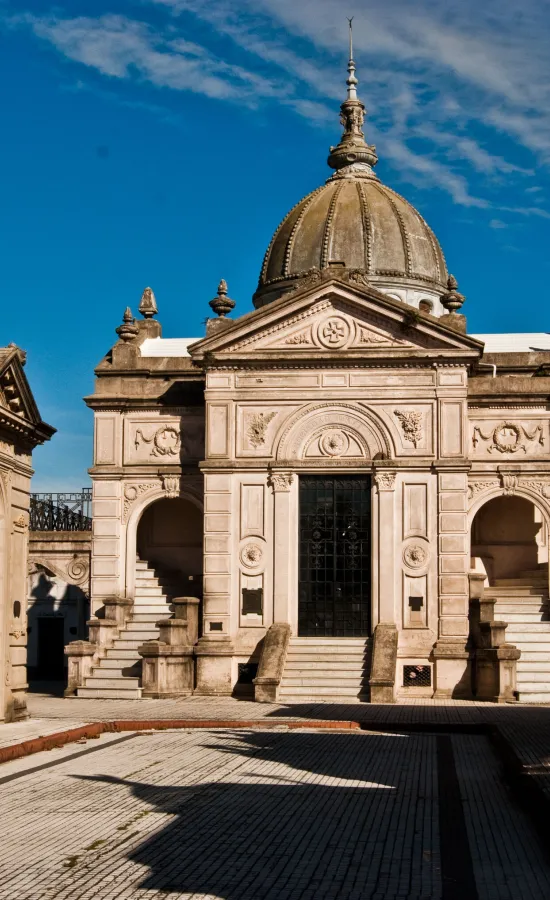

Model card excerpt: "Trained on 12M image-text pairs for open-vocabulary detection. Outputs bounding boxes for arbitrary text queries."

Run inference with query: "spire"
[115,307,139,342]
[328,19,378,178]
[346,17,358,101]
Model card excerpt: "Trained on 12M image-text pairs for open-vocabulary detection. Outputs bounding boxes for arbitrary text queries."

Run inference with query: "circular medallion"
[403,544,429,569]
[124,485,138,501]
[154,426,180,456]
[320,429,349,457]
[493,422,522,453]
[317,317,351,349]
[240,543,263,569]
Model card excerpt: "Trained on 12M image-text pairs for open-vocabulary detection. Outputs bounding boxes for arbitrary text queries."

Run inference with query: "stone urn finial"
[209,279,236,317]
[115,307,139,342]
[440,275,465,314]
[139,286,158,318]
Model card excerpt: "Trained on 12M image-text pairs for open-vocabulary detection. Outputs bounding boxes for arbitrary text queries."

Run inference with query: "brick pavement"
[0,728,548,899]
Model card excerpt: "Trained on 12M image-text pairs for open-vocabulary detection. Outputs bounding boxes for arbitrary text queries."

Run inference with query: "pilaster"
[271,473,295,626]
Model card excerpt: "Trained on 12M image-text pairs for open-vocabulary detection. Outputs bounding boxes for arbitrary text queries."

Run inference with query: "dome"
[253,35,448,314]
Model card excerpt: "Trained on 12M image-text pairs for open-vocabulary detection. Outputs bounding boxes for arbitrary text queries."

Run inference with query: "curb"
[0,718,361,764]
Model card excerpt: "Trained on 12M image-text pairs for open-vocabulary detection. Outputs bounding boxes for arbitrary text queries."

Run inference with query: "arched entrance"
[137,497,203,598]
[471,495,550,703]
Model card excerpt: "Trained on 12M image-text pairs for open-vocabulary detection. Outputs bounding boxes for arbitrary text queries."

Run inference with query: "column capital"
[270,472,294,493]
[374,471,396,492]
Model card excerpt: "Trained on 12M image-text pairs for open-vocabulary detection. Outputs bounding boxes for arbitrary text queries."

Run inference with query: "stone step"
[503,623,550,633]
[134,586,165,596]
[496,613,550,623]
[122,620,163,631]
[83,675,141,690]
[279,686,366,698]
[516,681,550,693]
[105,648,140,659]
[284,660,366,671]
[77,686,142,699]
[517,671,550,683]
[95,657,141,671]
[281,676,368,688]
[290,637,369,645]
[521,661,550,672]
[287,645,368,655]
[503,632,550,643]
[517,691,550,703]
[132,611,171,622]
[112,639,145,650]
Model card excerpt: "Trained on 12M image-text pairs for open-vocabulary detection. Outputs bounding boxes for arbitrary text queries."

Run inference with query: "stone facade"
[0,346,54,721]
[69,51,550,703]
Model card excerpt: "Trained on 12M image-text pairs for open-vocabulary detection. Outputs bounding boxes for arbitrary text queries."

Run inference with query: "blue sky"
[3,0,550,489]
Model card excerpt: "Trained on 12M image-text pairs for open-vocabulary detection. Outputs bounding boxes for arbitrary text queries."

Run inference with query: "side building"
[0,344,54,721]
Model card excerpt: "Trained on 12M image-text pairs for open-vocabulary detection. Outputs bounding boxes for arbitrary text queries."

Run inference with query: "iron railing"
[30,490,92,532]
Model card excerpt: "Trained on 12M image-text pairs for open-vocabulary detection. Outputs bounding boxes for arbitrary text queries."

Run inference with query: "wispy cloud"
[9,0,550,213]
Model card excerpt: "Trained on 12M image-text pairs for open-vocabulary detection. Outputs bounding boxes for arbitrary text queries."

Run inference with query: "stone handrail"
[253,623,291,703]
[468,572,520,703]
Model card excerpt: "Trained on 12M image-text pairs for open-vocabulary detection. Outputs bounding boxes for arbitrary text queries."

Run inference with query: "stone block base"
[433,642,471,699]
[195,639,235,696]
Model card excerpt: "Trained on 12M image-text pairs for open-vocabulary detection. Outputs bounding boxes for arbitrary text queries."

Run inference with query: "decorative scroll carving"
[162,475,181,499]
[467,481,499,500]
[247,412,276,449]
[375,472,396,491]
[357,328,389,345]
[319,430,349,457]
[270,473,294,492]
[394,410,423,449]
[472,422,545,454]
[135,425,181,458]
[403,544,428,569]
[523,480,550,499]
[67,557,90,584]
[240,543,263,568]
[123,482,157,521]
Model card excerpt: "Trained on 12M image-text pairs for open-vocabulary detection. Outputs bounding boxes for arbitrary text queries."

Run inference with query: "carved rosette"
[403,543,429,569]
[320,430,349,457]
[240,543,263,569]
[270,473,294,492]
[375,472,396,492]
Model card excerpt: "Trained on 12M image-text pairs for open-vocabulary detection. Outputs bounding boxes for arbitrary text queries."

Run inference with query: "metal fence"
[30,490,92,531]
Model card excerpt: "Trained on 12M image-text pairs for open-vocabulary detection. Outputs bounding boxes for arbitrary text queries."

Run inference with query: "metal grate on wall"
[403,664,432,687]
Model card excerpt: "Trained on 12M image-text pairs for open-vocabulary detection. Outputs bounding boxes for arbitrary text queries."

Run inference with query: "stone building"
[68,45,550,704]
[0,345,54,721]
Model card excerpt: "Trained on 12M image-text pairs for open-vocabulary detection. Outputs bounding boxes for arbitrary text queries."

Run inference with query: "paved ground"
[0,726,548,900]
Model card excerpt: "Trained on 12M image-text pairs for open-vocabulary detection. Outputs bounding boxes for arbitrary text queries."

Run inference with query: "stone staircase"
[489,565,550,704]
[279,637,370,702]
[77,560,179,699]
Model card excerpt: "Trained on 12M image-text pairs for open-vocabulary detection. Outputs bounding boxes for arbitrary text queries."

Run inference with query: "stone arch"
[125,484,203,600]
[469,490,549,586]
[274,402,394,462]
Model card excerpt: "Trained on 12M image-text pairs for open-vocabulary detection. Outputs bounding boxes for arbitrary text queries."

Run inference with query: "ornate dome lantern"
[253,23,448,313]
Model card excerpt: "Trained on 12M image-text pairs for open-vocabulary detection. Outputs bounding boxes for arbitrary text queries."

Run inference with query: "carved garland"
[247,412,276,449]
[134,426,181,458]
[472,422,544,454]
[394,410,423,449]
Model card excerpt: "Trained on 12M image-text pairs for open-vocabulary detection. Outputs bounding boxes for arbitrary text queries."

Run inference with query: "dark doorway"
[37,617,65,679]
[299,475,371,637]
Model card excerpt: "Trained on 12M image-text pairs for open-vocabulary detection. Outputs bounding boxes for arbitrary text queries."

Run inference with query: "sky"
[3,0,550,489]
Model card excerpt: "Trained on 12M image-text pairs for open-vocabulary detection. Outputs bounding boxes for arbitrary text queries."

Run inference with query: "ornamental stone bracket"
[30,555,90,588]
[162,474,181,498]
[269,473,294,492]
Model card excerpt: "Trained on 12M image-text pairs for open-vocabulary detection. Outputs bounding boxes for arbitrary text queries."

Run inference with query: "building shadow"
[74,730,444,899]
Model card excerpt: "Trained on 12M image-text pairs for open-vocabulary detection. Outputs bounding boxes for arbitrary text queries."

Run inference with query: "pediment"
[190,279,482,363]
[0,347,55,444]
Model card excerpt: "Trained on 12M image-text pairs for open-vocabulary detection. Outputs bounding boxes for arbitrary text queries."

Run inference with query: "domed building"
[67,35,550,707]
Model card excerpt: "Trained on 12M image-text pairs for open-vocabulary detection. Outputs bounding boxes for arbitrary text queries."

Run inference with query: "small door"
[299,475,371,637]
[37,617,66,679]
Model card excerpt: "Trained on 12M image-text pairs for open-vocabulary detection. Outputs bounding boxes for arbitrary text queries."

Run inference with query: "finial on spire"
[440,275,465,314]
[346,17,358,101]
[139,286,158,318]
[116,307,139,342]
[209,279,235,317]
[327,19,378,177]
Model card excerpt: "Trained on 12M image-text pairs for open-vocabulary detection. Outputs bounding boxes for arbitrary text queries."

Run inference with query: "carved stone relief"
[403,543,429,569]
[278,404,391,462]
[375,472,396,491]
[394,410,423,449]
[135,425,181,458]
[240,543,263,568]
[270,473,294,492]
[247,412,276,449]
[162,475,181,499]
[123,482,158,522]
[472,422,545,454]
[467,480,499,501]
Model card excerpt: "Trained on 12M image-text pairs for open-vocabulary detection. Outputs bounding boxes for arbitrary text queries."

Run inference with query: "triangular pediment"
[189,279,483,363]
[0,347,55,444]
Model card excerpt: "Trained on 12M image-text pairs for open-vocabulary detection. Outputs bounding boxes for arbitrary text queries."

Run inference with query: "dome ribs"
[321,181,345,270]
[372,182,412,277]
[283,185,325,278]
[356,180,372,274]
